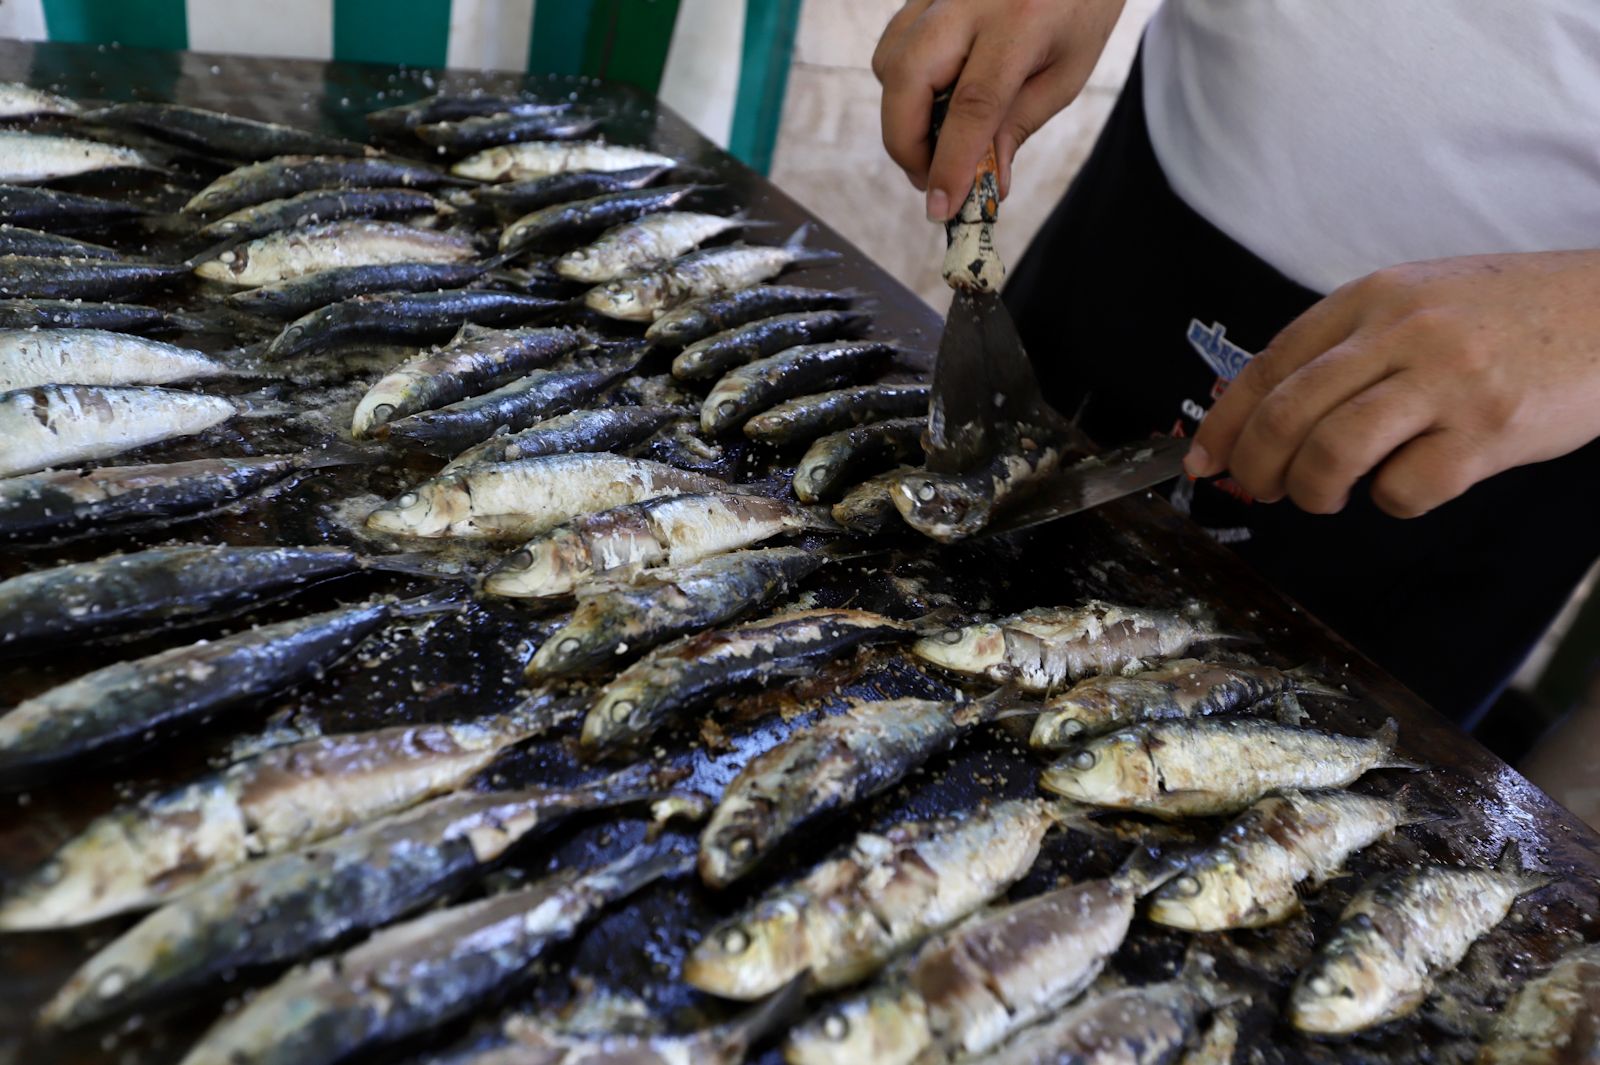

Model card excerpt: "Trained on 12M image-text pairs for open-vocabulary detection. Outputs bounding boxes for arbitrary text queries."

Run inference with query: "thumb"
[925,36,1029,221]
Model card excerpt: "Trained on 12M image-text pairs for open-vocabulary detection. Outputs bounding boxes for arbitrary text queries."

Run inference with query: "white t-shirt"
[1141,2,1600,294]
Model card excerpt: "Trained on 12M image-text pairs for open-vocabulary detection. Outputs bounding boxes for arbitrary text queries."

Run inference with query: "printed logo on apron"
[1167,319,1257,541]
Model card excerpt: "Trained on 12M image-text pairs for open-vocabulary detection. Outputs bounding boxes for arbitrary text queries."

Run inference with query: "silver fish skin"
[0,256,189,300]
[0,130,157,183]
[743,382,930,445]
[484,491,825,600]
[415,111,601,153]
[0,544,362,655]
[0,184,148,231]
[496,185,707,256]
[1290,849,1549,1035]
[892,434,1070,542]
[0,454,332,539]
[913,600,1213,693]
[199,186,445,242]
[685,800,1056,1001]
[441,405,693,472]
[0,82,80,118]
[670,309,874,382]
[380,346,644,456]
[0,224,119,259]
[452,141,677,181]
[224,260,490,319]
[583,608,910,756]
[0,384,234,477]
[367,453,728,540]
[176,847,690,1065]
[832,467,914,536]
[185,154,469,216]
[1042,718,1415,819]
[6,700,555,936]
[1030,659,1348,747]
[787,871,1157,1065]
[0,598,428,791]
[0,329,226,391]
[367,92,570,136]
[1147,788,1407,931]
[265,289,563,360]
[473,164,676,214]
[554,211,745,282]
[794,418,925,504]
[351,325,588,438]
[193,220,477,287]
[585,235,840,322]
[646,284,861,348]
[1477,942,1600,1065]
[527,546,825,677]
[694,696,981,888]
[973,981,1210,1065]
[701,341,897,434]
[88,101,367,160]
[0,298,200,335]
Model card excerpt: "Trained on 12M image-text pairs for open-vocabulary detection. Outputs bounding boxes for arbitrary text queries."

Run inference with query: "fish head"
[584,279,644,320]
[557,248,601,280]
[527,602,630,678]
[481,531,589,600]
[645,311,704,344]
[1039,730,1152,806]
[681,897,810,1001]
[365,482,462,538]
[1146,848,1254,931]
[785,987,931,1065]
[451,147,512,181]
[580,675,661,755]
[697,793,780,889]
[1031,685,1121,747]
[1289,916,1412,1034]
[912,621,1005,678]
[193,244,253,283]
[890,470,992,542]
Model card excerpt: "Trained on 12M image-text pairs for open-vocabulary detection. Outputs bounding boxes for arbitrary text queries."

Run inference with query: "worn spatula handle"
[930,88,1005,294]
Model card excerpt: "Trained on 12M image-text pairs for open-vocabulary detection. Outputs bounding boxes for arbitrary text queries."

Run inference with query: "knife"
[976,433,1193,537]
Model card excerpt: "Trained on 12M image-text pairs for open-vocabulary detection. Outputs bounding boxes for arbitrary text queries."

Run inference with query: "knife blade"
[977,434,1192,536]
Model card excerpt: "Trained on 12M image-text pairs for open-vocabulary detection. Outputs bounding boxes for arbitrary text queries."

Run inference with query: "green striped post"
[528,0,598,77]
[729,0,802,173]
[529,0,681,95]
[41,0,188,50]
[333,0,451,68]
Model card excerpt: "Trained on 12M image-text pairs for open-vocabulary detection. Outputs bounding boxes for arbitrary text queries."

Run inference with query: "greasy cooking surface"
[0,38,1597,1065]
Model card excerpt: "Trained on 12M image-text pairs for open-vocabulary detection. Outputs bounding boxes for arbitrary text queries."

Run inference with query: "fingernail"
[926,189,949,222]
[1182,443,1212,478]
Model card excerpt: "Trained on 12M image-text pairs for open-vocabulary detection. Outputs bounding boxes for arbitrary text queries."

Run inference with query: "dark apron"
[1002,51,1600,727]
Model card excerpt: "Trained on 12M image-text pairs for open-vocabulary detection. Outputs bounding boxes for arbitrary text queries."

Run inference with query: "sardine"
[0,130,157,183]
[975,981,1212,1065]
[1477,942,1600,1065]
[686,800,1056,1001]
[367,453,727,540]
[695,696,989,886]
[495,185,709,256]
[1041,718,1416,818]
[368,92,570,137]
[6,697,568,933]
[175,846,690,1065]
[351,325,587,437]
[475,164,676,215]
[584,609,911,757]
[585,232,839,322]
[794,418,925,503]
[832,468,913,536]
[0,453,351,540]
[913,600,1214,692]
[185,154,471,216]
[441,404,692,472]
[528,546,824,676]
[416,111,602,153]
[193,220,478,287]
[224,261,490,319]
[0,256,189,300]
[1030,659,1348,746]
[647,285,861,348]
[0,298,204,335]
[0,224,119,259]
[743,382,932,445]
[1147,789,1408,930]
[552,210,745,281]
[0,597,454,786]
[381,345,644,455]
[88,102,367,160]
[701,341,897,435]
[199,186,445,242]
[453,141,678,182]
[787,859,1175,1065]
[892,434,1071,542]
[0,82,80,119]
[485,492,825,600]
[1290,846,1548,1035]
[0,184,147,231]
[671,310,874,381]
[265,289,562,359]
[0,329,227,391]
[0,384,234,477]
[44,769,656,1031]
[0,544,392,654]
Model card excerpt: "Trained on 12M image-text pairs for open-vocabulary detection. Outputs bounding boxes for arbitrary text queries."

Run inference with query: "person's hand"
[1186,251,1600,518]
[872,0,1126,221]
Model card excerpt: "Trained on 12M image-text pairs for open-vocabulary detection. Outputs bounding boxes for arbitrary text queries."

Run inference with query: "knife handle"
[930,88,1005,293]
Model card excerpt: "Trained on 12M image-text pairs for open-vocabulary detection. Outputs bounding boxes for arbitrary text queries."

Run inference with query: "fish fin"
[1494,839,1559,894]
[779,222,843,269]
[1371,717,1424,771]
[358,552,475,581]
[1286,664,1353,701]
[724,975,809,1052]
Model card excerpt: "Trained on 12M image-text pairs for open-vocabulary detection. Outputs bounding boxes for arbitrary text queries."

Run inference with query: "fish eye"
[94,966,131,999]
[397,492,419,508]
[608,698,635,722]
[1173,875,1201,897]
[719,926,751,954]
[558,637,582,655]
[35,860,63,886]
[219,250,237,264]
[728,835,755,859]
[936,628,963,644]
[373,403,394,420]
[1071,749,1097,770]
[1308,975,1335,997]
[1057,719,1086,739]
[717,401,736,418]
[506,550,533,571]
[915,482,936,502]
[286,325,303,339]
[822,1013,850,1041]
[807,463,830,483]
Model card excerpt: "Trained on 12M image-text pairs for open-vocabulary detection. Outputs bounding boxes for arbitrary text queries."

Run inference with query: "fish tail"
[780,222,843,268]
[588,840,696,898]
[722,975,809,1054]
[165,305,258,335]
[1286,665,1353,701]
[1494,838,1558,894]
[587,761,692,805]
[291,440,389,471]
[907,605,965,636]
[1371,717,1424,771]
[1113,842,1195,898]
[387,590,471,619]
[358,551,475,581]
[797,504,844,533]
